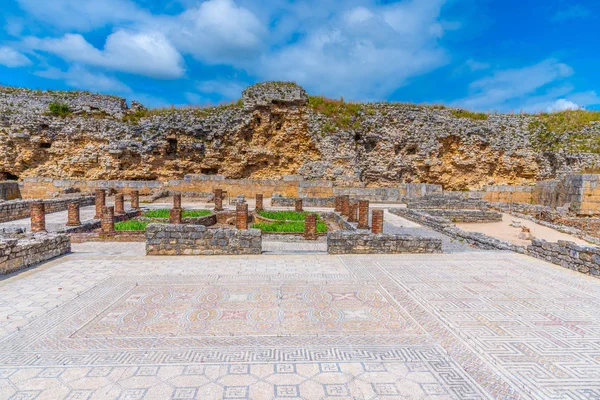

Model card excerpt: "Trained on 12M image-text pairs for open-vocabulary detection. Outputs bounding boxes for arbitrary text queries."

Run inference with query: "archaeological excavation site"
[1,81,600,399]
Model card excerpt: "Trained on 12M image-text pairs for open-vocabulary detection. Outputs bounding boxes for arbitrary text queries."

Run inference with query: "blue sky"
[0,0,599,112]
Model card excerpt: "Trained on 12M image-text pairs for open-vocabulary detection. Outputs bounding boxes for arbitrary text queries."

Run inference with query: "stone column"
[115,193,125,215]
[173,193,182,210]
[94,189,106,219]
[348,202,358,223]
[101,206,115,235]
[236,204,248,230]
[255,194,263,212]
[66,202,81,227]
[372,209,384,234]
[358,200,370,229]
[295,199,303,212]
[131,190,140,210]
[304,213,317,240]
[341,195,350,217]
[334,196,341,212]
[169,208,182,225]
[30,201,46,233]
[214,189,224,211]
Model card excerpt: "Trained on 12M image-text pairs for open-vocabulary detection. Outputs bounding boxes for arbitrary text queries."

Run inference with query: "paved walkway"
[0,242,599,399]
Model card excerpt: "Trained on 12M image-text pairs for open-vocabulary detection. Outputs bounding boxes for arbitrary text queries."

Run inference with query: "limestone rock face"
[0,83,599,190]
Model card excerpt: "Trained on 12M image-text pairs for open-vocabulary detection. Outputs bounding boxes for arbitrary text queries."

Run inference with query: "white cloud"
[196,80,246,99]
[452,59,574,111]
[0,46,31,67]
[15,0,146,31]
[465,59,490,71]
[36,66,131,93]
[167,0,265,65]
[26,30,185,79]
[258,0,451,99]
[546,99,579,112]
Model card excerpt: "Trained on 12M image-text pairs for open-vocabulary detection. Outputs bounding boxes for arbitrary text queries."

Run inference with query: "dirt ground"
[457,213,591,246]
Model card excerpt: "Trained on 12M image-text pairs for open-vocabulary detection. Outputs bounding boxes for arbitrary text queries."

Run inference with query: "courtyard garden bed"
[251,220,328,233]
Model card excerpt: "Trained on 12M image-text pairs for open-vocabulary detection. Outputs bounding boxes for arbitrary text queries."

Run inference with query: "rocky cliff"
[1,82,599,190]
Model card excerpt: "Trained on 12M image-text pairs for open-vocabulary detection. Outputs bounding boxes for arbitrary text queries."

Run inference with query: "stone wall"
[0,233,70,274]
[146,224,262,255]
[483,185,533,203]
[528,239,599,277]
[327,231,442,254]
[406,195,490,210]
[0,181,21,200]
[0,196,95,223]
[271,196,335,208]
[414,209,502,223]
[389,208,523,252]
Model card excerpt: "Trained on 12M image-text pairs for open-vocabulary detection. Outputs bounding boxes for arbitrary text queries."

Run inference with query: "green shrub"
[143,209,212,218]
[450,109,489,120]
[258,210,320,221]
[251,221,328,233]
[48,102,72,117]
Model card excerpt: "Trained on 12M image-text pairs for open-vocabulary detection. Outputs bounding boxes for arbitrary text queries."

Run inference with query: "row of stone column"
[334,195,384,234]
[94,189,140,219]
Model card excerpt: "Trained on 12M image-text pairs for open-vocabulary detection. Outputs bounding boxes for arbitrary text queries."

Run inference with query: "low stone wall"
[327,231,442,254]
[0,181,21,200]
[415,209,502,223]
[146,224,262,255]
[0,233,70,274]
[271,196,335,208]
[0,196,95,223]
[320,212,355,231]
[389,208,523,252]
[528,239,599,277]
[406,195,490,210]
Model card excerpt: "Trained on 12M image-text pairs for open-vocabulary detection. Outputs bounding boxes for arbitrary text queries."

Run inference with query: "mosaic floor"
[0,243,599,399]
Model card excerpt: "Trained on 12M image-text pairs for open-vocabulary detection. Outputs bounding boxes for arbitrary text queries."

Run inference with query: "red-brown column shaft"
[101,206,115,235]
[131,190,140,210]
[115,193,125,215]
[94,189,106,219]
[173,194,182,210]
[371,209,384,234]
[295,199,303,212]
[30,201,46,232]
[348,202,358,223]
[169,208,182,225]
[358,200,370,229]
[255,194,263,211]
[304,213,317,240]
[236,204,249,230]
[66,202,81,226]
[214,189,223,211]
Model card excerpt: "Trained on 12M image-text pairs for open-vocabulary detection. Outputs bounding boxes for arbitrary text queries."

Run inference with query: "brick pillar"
[334,196,341,212]
[255,194,263,212]
[30,201,46,232]
[348,202,358,223]
[101,206,115,235]
[173,194,182,210]
[304,213,317,240]
[371,209,384,234]
[94,189,106,219]
[358,200,370,229]
[169,208,182,225]
[214,189,223,211]
[295,199,303,212]
[131,190,140,210]
[66,202,81,226]
[341,195,350,217]
[115,193,125,215]
[236,204,248,230]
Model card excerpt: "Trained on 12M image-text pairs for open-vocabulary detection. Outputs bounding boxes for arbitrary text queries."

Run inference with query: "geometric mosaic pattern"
[0,240,600,399]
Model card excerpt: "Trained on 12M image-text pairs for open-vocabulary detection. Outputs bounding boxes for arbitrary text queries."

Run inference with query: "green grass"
[257,210,320,221]
[114,220,153,231]
[308,96,364,132]
[143,209,212,218]
[251,221,328,233]
[450,109,489,120]
[530,110,600,153]
[48,102,72,117]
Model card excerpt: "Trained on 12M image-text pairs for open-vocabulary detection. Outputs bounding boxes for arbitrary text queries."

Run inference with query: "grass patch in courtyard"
[251,221,328,233]
[258,210,321,221]
[114,220,154,231]
[143,209,212,218]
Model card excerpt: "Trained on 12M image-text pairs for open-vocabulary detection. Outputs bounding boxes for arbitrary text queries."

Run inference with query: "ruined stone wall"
[327,231,442,254]
[406,196,490,210]
[0,196,95,223]
[145,224,262,255]
[0,233,70,274]
[414,209,502,223]
[528,239,599,277]
[483,185,533,203]
[0,181,20,200]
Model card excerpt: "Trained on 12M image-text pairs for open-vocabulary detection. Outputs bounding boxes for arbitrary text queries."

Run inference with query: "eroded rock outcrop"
[1,82,599,189]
